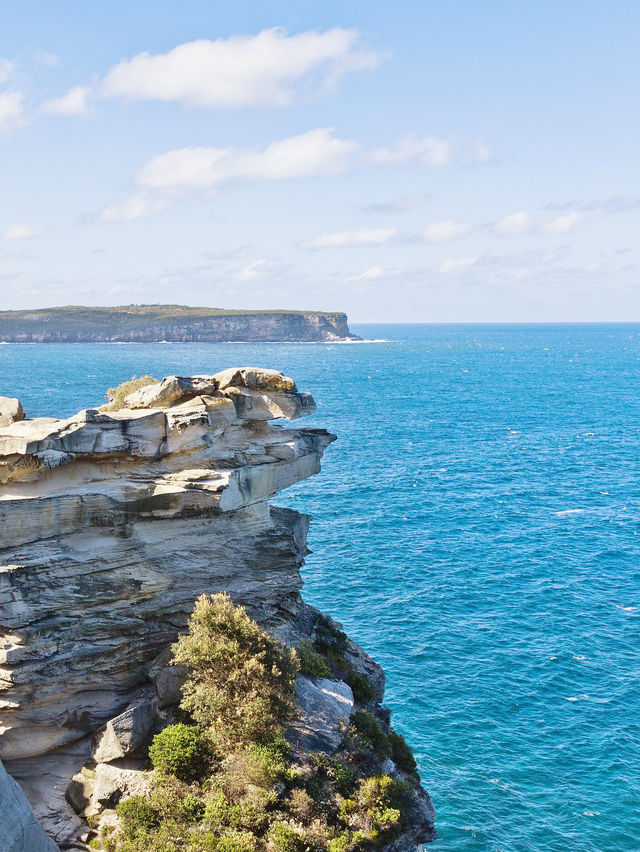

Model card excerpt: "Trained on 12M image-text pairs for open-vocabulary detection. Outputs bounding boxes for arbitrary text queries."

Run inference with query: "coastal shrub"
[171,593,299,750]
[314,615,348,656]
[221,741,288,797]
[115,795,159,832]
[298,641,332,679]
[179,793,207,823]
[102,375,158,411]
[216,832,258,852]
[340,775,412,846]
[148,723,209,781]
[328,762,355,797]
[266,820,307,852]
[350,711,390,756]
[345,669,374,704]
[388,731,419,778]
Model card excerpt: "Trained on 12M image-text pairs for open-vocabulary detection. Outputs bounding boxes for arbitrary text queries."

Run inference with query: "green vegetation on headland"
[89,594,422,852]
[0,305,359,343]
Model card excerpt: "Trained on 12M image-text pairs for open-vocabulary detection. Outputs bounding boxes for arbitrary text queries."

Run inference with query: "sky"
[1,0,639,322]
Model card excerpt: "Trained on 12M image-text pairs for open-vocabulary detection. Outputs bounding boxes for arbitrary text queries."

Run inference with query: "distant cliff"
[0,306,360,343]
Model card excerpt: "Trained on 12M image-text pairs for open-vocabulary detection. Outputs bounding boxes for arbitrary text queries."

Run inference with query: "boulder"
[91,764,150,812]
[92,701,154,764]
[0,759,59,851]
[0,397,25,427]
[214,367,297,393]
[68,764,150,817]
[287,677,354,754]
[225,387,316,421]
[124,375,218,409]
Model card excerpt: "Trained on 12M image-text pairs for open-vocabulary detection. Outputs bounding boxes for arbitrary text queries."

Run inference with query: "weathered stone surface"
[123,375,218,409]
[0,758,59,851]
[213,367,297,393]
[0,397,25,428]
[67,762,150,817]
[0,368,434,849]
[92,701,153,764]
[287,676,354,754]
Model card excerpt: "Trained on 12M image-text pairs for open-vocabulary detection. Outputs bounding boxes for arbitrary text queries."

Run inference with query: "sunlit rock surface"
[0,368,435,849]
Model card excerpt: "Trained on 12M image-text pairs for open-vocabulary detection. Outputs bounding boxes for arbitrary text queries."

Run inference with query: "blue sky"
[1,0,639,321]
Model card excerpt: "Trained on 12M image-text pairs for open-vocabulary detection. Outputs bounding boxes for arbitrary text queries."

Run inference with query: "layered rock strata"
[0,368,435,849]
[0,307,361,343]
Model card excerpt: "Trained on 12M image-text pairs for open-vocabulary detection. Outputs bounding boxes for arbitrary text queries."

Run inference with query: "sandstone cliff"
[0,306,360,343]
[0,369,434,850]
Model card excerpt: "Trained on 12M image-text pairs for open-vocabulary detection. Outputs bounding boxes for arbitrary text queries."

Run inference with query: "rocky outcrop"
[0,306,361,343]
[0,368,434,849]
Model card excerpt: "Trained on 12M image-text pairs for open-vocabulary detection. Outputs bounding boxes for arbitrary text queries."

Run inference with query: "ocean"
[2,323,639,851]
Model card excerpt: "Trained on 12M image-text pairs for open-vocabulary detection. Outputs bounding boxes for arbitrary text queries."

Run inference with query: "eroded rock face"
[0,758,59,851]
[288,676,354,754]
[0,397,25,428]
[0,368,435,849]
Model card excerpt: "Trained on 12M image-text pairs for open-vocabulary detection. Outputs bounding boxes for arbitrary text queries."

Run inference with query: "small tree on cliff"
[171,593,299,750]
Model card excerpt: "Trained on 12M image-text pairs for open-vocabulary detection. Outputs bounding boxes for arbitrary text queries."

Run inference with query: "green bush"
[345,669,374,704]
[115,796,159,832]
[350,711,390,756]
[148,724,209,782]
[102,375,158,411]
[216,831,258,852]
[267,820,307,852]
[314,615,348,656]
[298,641,332,679]
[171,594,298,750]
[329,762,355,797]
[388,731,419,777]
[351,774,413,844]
[179,793,206,823]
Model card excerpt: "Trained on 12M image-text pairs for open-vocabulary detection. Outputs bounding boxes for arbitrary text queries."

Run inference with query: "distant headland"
[0,305,361,343]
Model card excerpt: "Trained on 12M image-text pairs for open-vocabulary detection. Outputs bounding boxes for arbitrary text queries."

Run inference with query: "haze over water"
[2,323,639,851]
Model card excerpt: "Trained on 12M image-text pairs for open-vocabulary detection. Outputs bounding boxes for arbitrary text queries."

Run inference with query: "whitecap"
[555,508,585,516]
[565,694,589,702]
[615,604,636,612]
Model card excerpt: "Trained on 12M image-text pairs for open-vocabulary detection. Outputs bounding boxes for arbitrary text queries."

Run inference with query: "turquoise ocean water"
[1,324,639,851]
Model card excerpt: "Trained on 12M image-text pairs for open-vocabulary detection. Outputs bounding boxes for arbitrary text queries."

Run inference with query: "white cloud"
[1,224,43,240]
[42,85,91,116]
[234,258,288,282]
[99,193,169,223]
[101,27,384,108]
[100,128,357,221]
[495,209,595,237]
[542,211,592,233]
[347,266,399,283]
[303,227,397,249]
[0,58,15,85]
[437,257,479,273]
[471,139,491,164]
[494,211,534,237]
[422,220,472,243]
[0,92,26,135]
[34,50,61,67]
[370,134,452,167]
[138,128,357,192]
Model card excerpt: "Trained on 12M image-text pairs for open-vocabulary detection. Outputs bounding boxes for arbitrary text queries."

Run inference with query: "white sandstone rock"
[92,701,154,764]
[0,397,25,428]
[287,676,354,754]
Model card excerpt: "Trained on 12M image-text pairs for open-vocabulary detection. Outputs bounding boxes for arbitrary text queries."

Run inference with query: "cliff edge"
[0,306,361,343]
[0,369,434,850]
